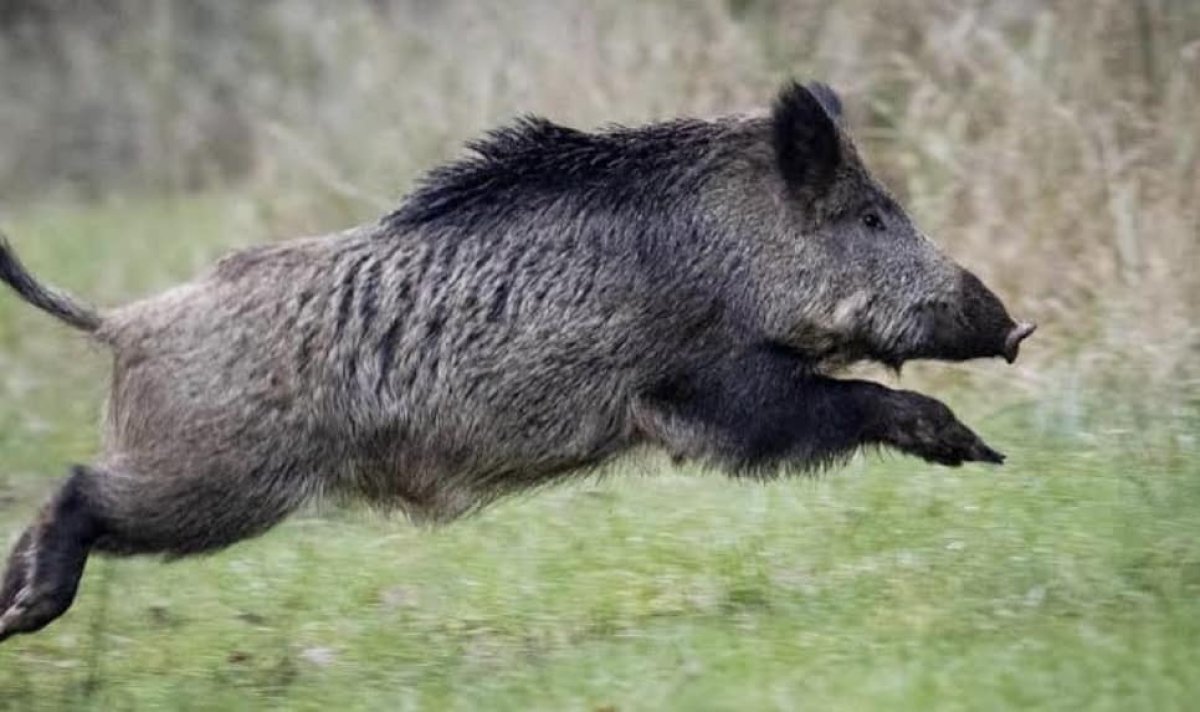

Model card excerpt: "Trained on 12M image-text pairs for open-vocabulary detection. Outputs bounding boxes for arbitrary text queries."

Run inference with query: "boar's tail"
[0,229,103,333]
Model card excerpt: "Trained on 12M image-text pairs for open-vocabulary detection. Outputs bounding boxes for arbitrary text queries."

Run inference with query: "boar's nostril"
[1003,322,1036,364]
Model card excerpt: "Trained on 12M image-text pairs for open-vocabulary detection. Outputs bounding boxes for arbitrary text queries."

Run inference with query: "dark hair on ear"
[771,81,841,194]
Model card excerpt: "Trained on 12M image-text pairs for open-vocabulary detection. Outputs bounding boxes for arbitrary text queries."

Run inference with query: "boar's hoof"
[1003,322,1037,364]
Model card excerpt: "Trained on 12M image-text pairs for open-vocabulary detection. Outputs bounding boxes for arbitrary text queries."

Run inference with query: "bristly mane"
[383,115,743,230]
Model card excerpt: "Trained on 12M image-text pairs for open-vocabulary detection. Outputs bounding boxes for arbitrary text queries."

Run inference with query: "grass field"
[0,198,1197,711]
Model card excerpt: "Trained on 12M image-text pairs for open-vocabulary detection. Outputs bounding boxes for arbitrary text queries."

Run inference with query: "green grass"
[0,198,1197,711]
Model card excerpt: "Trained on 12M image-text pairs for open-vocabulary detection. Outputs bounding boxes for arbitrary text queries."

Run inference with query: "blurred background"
[0,1,1197,710]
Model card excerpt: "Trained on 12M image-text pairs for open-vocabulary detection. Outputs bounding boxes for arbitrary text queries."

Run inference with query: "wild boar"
[0,81,1034,641]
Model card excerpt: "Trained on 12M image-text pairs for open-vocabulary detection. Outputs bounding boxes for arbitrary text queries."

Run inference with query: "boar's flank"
[0,81,1034,642]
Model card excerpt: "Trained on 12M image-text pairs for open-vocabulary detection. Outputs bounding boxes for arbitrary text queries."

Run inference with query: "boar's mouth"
[784,268,1036,370]
[787,318,1034,371]
[875,272,1036,367]
[898,313,1037,365]
[882,318,1037,369]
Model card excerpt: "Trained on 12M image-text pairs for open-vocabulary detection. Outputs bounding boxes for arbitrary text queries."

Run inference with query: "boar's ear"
[771,81,842,195]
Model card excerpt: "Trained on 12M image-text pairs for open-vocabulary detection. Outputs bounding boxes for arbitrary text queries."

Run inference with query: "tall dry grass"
[0,0,1197,415]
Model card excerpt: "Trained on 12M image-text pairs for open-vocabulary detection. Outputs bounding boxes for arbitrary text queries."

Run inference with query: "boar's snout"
[953,269,1035,364]
[906,269,1034,365]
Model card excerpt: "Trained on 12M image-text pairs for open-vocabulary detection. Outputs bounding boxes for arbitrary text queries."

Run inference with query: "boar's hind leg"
[634,347,1003,471]
[0,466,100,642]
[84,460,309,558]
[0,460,308,642]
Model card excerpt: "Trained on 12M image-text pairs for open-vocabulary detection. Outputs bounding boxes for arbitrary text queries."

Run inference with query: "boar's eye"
[861,211,885,231]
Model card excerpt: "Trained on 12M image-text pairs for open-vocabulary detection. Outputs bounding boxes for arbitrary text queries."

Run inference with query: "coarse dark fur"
[0,82,1034,642]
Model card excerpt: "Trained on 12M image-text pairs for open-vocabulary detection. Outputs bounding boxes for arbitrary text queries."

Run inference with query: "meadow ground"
[0,198,1196,711]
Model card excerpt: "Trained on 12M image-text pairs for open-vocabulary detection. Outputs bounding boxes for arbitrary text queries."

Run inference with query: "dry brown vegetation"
[1,0,1197,410]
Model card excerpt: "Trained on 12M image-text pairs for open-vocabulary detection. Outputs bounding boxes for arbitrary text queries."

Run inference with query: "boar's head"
[742,82,1034,369]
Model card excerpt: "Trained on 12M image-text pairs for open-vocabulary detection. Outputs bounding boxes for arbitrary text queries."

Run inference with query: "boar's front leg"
[634,347,1003,472]
[865,387,1005,467]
